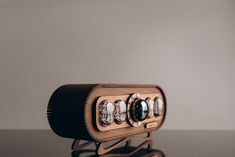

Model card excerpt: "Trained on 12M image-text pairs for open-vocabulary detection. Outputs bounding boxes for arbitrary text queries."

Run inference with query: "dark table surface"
[0,130,234,157]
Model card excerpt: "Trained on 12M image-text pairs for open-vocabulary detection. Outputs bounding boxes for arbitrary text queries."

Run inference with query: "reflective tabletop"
[0,130,234,157]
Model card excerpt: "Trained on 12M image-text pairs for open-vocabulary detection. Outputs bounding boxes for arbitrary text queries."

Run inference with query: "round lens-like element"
[154,98,164,116]
[99,100,114,126]
[114,100,127,124]
[132,99,149,121]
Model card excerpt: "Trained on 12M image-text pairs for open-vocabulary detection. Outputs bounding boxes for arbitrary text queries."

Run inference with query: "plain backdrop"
[0,0,235,130]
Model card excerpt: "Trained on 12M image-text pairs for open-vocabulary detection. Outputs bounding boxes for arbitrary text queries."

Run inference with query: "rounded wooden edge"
[84,84,167,142]
[153,85,167,132]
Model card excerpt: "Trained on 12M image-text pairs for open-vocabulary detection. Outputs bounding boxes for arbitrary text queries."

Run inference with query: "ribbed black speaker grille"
[47,85,95,140]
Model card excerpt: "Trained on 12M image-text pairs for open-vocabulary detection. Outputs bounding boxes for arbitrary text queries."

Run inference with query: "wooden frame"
[85,85,167,142]
[96,93,164,132]
[48,84,167,143]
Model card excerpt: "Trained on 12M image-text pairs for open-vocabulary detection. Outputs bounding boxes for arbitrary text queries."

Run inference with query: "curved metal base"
[71,132,153,156]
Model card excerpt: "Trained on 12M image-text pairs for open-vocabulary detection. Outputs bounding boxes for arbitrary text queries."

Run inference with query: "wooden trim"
[84,84,167,142]
[96,93,164,131]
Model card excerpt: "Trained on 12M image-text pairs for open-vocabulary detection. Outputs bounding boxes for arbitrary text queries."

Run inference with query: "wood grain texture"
[47,84,167,142]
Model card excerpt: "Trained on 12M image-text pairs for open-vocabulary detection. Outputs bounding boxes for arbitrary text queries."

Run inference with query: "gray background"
[0,0,234,130]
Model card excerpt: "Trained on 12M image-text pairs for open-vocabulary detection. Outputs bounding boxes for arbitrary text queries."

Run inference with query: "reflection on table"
[71,147,165,157]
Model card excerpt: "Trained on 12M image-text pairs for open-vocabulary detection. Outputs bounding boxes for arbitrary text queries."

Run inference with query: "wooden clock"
[47,84,167,155]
